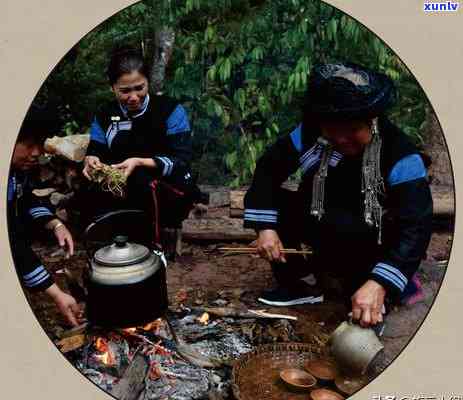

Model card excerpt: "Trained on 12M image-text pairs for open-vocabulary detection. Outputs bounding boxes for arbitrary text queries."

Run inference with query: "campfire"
[59,298,312,400]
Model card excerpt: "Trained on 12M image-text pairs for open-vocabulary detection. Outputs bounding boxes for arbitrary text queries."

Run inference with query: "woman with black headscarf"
[244,63,433,329]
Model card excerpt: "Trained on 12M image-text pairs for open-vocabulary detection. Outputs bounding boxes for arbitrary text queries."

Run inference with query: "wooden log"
[209,190,230,208]
[230,208,244,218]
[230,190,245,209]
[110,352,149,400]
[198,185,230,207]
[431,186,454,217]
[56,334,87,353]
[229,187,455,218]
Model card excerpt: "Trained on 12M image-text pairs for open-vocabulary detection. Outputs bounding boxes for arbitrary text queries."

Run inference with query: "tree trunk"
[150,27,175,94]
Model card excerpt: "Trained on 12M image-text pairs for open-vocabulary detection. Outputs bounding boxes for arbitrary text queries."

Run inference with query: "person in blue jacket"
[82,46,200,243]
[244,63,433,328]
[8,105,82,327]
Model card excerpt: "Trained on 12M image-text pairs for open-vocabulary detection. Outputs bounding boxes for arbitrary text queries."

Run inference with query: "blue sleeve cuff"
[388,154,427,186]
[23,265,52,289]
[155,156,174,176]
[28,207,54,219]
[244,208,279,224]
[166,105,191,135]
[371,262,408,292]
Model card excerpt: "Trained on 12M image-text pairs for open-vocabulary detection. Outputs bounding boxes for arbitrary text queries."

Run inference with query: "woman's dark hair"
[17,104,61,144]
[107,46,151,85]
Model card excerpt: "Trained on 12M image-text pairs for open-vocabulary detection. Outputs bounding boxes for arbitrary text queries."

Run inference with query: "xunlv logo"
[424,1,459,11]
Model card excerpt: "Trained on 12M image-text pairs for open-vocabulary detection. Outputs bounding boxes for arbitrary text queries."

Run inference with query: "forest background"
[35,0,434,186]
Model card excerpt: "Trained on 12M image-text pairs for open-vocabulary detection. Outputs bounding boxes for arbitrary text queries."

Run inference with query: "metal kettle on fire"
[83,210,168,328]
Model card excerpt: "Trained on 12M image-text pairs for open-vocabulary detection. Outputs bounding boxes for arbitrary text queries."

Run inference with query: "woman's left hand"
[53,223,75,259]
[351,280,386,327]
[111,158,142,178]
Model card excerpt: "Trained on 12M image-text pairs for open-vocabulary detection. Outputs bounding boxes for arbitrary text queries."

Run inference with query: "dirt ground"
[26,202,452,388]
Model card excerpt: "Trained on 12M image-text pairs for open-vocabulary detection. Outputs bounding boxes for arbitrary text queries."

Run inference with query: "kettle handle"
[83,209,146,265]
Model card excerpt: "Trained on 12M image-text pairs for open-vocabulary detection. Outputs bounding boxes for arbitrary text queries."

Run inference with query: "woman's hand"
[45,284,84,327]
[54,224,74,259]
[111,157,156,178]
[46,220,74,259]
[255,229,286,263]
[351,280,386,327]
[83,156,102,180]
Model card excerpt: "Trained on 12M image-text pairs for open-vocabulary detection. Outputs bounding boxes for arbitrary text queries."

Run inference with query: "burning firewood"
[94,337,116,366]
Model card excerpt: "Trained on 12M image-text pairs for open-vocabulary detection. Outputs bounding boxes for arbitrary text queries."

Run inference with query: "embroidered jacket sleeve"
[243,126,301,230]
[7,176,55,292]
[368,154,433,298]
[153,104,193,178]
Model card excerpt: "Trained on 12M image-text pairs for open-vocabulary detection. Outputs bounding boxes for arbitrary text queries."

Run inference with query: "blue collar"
[118,94,150,118]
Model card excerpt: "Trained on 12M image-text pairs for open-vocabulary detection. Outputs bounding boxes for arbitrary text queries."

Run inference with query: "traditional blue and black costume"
[244,63,433,305]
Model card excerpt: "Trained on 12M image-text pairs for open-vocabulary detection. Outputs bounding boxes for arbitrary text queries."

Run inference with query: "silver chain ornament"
[310,118,384,244]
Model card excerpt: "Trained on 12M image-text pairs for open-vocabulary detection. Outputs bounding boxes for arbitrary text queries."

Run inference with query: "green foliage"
[37,0,429,187]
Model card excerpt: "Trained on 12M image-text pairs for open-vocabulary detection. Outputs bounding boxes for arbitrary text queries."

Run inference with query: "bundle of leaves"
[88,164,127,198]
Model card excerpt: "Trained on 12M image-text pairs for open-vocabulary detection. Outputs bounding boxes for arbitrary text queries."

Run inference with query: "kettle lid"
[94,235,150,267]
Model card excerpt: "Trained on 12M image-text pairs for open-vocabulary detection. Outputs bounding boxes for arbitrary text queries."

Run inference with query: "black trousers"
[271,189,383,299]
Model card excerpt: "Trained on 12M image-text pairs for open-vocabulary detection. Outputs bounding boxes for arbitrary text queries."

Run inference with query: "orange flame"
[142,319,162,332]
[95,337,108,352]
[197,312,210,325]
[94,337,115,366]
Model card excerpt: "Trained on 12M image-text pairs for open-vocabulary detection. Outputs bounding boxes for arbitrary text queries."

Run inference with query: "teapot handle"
[83,209,146,265]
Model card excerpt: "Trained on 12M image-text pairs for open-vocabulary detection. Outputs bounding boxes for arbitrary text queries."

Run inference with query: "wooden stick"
[248,309,298,321]
[219,247,298,251]
[218,247,312,255]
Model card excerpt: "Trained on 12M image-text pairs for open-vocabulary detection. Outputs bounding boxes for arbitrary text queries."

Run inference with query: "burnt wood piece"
[55,334,87,353]
[165,316,222,368]
[110,351,149,400]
